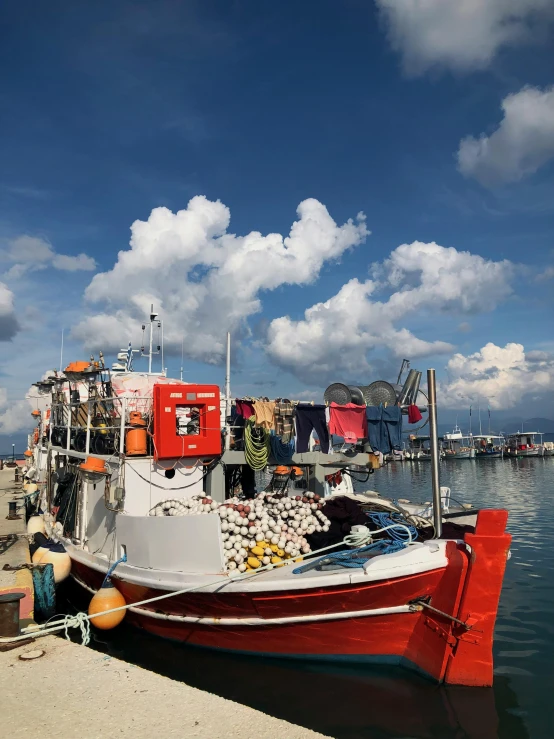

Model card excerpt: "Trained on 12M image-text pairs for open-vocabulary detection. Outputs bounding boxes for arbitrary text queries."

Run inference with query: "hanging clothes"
[253,400,276,430]
[328,402,368,444]
[235,399,255,419]
[408,404,422,424]
[381,406,403,454]
[366,405,383,453]
[274,400,295,443]
[295,404,330,453]
[365,405,403,455]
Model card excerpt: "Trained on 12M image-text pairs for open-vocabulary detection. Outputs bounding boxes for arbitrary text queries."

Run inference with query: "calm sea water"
[62,457,554,739]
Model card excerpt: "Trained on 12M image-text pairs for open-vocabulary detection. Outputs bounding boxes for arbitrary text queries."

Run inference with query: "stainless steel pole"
[225,332,231,451]
[427,368,442,538]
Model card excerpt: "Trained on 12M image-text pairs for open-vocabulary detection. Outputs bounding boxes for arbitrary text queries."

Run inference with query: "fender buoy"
[88,578,126,630]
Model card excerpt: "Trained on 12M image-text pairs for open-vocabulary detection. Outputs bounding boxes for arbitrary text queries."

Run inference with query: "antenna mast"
[141,304,162,374]
[59,328,64,372]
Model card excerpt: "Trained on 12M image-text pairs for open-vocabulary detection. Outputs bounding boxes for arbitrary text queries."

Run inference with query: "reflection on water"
[62,458,554,738]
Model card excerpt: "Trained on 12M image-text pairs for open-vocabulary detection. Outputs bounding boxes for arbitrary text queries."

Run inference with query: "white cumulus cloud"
[267,242,514,384]
[0,388,32,435]
[439,342,554,409]
[458,86,554,186]
[1,235,96,278]
[375,0,554,75]
[72,196,369,363]
[0,281,19,340]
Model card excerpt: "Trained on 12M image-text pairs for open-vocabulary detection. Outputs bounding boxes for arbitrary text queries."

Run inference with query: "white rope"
[63,612,90,646]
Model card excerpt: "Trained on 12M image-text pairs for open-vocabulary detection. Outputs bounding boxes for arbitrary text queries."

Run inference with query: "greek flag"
[126,343,133,372]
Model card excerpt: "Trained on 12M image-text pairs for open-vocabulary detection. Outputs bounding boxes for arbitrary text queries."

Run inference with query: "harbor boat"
[404,435,444,461]
[504,431,544,458]
[22,324,510,688]
[543,441,554,457]
[473,435,505,459]
[442,426,475,460]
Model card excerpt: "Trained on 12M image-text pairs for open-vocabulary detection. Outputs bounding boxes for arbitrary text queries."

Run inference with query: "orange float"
[88,578,127,629]
[125,412,147,456]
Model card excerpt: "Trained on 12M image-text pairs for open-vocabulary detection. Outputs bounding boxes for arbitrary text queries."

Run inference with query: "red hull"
[72,509,510,686]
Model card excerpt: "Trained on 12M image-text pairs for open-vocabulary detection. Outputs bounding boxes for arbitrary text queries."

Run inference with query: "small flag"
[469,405,472,416]
[126,343,133,372]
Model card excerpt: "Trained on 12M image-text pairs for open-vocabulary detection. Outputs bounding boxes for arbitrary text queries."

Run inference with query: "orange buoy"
[79,457,108,475]
[64,361,90,373]
[88,578,126,630]
[31,410,41,418]
[24,450,33,458]
[125,412,147,456]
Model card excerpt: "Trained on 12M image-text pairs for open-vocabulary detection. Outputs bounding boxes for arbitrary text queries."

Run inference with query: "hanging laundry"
[381,406,403,455]
[235,399,255,419]
[328,402,368,444]
[253,400,276,430]
[274,400,295,443]
[295,405,330,453]
[365,405,403,455]
[408,404,423,424]
[366,405,383,453]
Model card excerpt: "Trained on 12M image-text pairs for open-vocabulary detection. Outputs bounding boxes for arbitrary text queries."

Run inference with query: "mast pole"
[180,337,184,382]
[59,329,64,372]
[148,304,154,374]
[225,332,231,451]
[427,369,442,538]
[479,401,482,435]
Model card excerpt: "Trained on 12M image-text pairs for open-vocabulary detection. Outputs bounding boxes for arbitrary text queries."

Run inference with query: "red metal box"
[152,384,221,460]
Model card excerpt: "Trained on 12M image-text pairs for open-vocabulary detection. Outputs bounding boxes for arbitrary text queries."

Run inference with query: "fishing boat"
[442,426,475,460]
[22,318,510,688]
[473,435,504,459]
[504,431,544,458]
[543,441,554,457]
[404,435,444,461]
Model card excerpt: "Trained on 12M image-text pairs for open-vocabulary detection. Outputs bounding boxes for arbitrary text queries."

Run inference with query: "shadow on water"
[59,579,529,739]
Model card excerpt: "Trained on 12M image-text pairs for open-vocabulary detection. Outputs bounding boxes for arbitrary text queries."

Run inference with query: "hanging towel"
[295,405,330,453]
[366,405,383,452]
[381,406,403,454]
[328,402,368,444]
[253,400,276,430]
[274,401,295,443]
[408,404,423,424]
[235,399,255,419]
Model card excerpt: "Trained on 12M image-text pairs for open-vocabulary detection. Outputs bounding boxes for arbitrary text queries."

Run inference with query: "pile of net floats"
[150,491,331,571]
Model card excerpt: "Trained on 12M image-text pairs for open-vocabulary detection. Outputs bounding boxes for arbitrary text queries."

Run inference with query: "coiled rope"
[367,511,418,543]
[244,419,270,469]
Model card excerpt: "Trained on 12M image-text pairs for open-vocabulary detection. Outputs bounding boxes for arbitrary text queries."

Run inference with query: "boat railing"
[49,395,154,458]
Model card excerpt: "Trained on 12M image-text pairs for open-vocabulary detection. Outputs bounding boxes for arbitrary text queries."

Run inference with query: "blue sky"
[1,0,554,441]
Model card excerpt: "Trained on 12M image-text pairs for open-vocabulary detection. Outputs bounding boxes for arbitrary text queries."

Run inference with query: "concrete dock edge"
[1,635,331,739]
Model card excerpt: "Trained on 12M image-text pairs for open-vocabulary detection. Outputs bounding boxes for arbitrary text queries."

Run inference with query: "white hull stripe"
[70,573,414,627]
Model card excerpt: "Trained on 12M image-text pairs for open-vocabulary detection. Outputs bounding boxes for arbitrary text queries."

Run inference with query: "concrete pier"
[1,635,329,739]
[0,467,33,622]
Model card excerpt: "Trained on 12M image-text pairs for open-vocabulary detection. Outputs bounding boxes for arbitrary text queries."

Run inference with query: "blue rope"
[269,432,295,463]
[103,553,127,584]
[293,539,406,573]
[367,512,418,542]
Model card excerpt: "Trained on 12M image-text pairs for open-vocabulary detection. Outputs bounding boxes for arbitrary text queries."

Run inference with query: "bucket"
[0,592,25,637]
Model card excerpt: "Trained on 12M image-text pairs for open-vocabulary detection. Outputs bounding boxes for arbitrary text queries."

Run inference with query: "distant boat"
[442,425,475,459]
[504,431,544,458]
[543,441,554,457]
[473,435,504,459]
[404,435,443,461]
